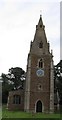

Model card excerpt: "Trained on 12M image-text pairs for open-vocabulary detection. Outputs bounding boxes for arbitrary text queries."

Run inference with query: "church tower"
[24,15,54,113]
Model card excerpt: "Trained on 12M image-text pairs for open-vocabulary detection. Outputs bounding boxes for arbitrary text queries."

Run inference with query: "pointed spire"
[36,14,45,30]
[38,14,43,26]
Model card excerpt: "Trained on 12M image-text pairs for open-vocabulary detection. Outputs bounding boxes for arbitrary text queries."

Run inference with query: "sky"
[60,2,62,60]
[0,0,61,75]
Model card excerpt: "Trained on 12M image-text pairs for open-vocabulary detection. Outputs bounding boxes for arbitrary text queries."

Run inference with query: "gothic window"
[13,95,21,104]
[39,59,43,68]
[39,41,43,48]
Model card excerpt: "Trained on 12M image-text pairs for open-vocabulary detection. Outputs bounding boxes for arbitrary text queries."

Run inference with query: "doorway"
[36,100,42,112]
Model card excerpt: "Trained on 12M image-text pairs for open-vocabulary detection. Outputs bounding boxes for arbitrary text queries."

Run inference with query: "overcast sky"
[0,0,61,75]
[60,2,62,60]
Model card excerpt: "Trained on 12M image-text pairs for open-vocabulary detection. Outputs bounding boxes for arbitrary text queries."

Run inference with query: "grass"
[0,108,2,120]
[2,105,61,119]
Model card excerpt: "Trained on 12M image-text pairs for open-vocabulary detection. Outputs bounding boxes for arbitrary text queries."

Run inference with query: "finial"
[40,10,42,17]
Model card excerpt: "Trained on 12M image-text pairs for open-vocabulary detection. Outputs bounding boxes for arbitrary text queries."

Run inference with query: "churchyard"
[2,104,61,119]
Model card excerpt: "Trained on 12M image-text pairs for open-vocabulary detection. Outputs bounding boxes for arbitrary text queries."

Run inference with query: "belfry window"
[38,84,43,90]
[39,41,43,48]
[39,59,43,68]
[13,95,21,104]
[40,25,42,28]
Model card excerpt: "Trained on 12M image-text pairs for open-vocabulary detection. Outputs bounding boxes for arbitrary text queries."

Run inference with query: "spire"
[36,14,45,29]
[38,14,43,26]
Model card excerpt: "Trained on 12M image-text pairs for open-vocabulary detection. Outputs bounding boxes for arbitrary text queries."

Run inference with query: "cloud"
[0,1,60,74]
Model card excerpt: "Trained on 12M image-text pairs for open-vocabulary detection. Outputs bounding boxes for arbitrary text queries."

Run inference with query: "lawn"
[0,108,2,120]
[2,105,62,119]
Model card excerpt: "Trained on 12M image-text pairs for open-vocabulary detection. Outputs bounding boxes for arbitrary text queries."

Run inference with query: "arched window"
[13,95,21,104]
[39,59,43,68]
[39,41,43,48]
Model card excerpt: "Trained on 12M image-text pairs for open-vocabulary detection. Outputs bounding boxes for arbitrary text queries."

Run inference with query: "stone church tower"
[24,15,54,113]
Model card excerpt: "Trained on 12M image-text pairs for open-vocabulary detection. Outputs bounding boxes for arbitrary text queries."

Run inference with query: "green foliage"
[1,73,14,103]
[54,60,62,111]
[1,67,25,103]
[2,105,61,118]
[8,67,25,89]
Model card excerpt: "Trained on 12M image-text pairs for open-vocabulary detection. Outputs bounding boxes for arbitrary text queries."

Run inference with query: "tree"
[8,67,25,89]
[54,60,62,112]
[1,67,25,103]
[1,73,14,103]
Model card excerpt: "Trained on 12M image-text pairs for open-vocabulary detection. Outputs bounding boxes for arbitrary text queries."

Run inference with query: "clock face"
[36,69,44,77]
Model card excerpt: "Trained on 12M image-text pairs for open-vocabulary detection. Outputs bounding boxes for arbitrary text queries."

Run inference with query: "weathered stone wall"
[7,89,24,110]
[24,16,54,113]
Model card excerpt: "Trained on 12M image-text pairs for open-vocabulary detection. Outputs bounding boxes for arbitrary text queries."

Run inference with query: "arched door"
[36,100,42,112]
